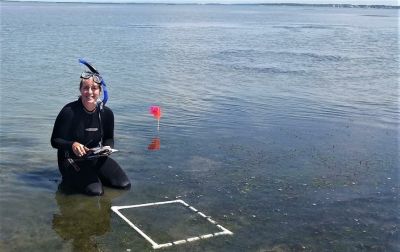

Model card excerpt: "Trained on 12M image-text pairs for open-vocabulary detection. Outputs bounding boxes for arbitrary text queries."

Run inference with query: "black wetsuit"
[51,98,130,195]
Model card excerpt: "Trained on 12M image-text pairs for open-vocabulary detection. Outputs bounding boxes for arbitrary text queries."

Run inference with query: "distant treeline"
[257,3,399,9]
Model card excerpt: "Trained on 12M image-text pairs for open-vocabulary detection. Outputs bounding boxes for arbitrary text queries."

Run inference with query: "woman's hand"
[72,142,90,157]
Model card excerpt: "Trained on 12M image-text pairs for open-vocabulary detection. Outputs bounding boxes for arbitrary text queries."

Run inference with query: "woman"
[51,69,130,196]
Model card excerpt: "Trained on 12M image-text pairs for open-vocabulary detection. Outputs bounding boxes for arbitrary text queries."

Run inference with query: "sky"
[9,0,400,5]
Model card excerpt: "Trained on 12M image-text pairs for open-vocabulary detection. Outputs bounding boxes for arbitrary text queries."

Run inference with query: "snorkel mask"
[81,71,103,84]
[79,59,108,106]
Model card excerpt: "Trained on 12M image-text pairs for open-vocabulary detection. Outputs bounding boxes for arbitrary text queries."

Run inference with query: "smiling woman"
[79,75,101,112]
[50,61,131,196]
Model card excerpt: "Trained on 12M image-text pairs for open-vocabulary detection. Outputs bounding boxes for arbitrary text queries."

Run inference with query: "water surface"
[0,2,399,251]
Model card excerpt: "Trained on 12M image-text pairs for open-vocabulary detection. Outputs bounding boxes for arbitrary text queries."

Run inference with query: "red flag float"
[150,106,162,120]
[150,105,162,130]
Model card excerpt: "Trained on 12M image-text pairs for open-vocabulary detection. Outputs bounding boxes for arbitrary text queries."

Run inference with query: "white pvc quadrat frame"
[111,199,233,249]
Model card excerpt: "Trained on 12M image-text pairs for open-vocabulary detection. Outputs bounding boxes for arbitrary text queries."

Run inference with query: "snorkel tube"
[79,59,109,106]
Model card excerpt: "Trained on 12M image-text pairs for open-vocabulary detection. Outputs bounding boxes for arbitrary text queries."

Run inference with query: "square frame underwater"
[111,199,233,249]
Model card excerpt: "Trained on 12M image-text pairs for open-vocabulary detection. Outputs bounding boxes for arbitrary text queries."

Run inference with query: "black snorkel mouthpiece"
[79,59,108,106]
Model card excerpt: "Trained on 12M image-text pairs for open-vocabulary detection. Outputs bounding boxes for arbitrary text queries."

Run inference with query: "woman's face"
[80,78,101,110]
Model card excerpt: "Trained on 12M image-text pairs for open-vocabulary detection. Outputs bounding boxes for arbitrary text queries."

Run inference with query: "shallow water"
[0,2,399,251]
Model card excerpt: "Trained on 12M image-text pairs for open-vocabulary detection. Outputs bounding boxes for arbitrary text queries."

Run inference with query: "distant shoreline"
[2,1,399,9]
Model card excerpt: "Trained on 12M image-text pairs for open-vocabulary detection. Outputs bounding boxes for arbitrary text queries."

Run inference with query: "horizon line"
[2,0,399,7]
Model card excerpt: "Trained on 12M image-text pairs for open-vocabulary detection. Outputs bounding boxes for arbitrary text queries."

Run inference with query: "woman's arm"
[102,107,114,148]
[51,107,74,151]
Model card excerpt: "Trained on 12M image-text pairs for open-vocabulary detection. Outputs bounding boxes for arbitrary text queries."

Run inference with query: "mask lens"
[93,74,102,84]
[81,71,92,79]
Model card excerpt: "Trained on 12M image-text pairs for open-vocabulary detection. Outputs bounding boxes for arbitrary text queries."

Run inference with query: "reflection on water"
[148,137,161,151]
[52,190,125,251]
